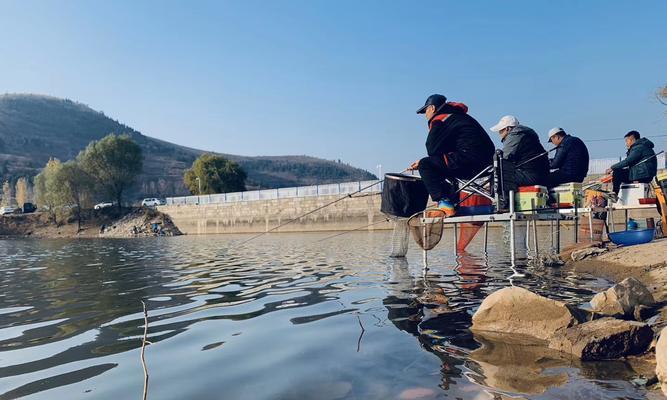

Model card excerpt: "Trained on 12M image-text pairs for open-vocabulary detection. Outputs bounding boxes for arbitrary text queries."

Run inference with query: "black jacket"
[549,135,589,182]
[611,137,657,181]
[425,104,495,179]
[502,125,549,186]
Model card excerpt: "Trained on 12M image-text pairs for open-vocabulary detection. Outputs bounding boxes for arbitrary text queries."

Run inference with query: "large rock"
[590,277,655,318]
[657,327,667,396]
[471,287,579,341]
[548,318,653,361]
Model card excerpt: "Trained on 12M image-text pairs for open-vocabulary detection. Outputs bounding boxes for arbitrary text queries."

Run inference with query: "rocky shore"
[0,208,182,239]
[469,238,667,396]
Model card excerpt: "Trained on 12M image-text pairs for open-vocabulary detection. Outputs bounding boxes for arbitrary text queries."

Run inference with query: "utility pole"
[195,177,201,205]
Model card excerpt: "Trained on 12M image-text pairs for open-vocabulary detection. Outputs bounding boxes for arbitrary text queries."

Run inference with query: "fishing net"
[457,222,484,252]
[407,210,445,250]
[389,218,410,258]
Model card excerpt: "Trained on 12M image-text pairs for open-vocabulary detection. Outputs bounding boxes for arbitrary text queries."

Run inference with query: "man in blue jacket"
[546,127,590,187]
[606,131,657,194]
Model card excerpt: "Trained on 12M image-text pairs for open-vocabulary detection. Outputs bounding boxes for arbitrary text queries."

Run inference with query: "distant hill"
[0,94,375,199]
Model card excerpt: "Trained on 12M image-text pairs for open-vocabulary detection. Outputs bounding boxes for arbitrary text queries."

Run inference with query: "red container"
[518,185,548,193]
[639,198,657,205]
[459,191,492,207]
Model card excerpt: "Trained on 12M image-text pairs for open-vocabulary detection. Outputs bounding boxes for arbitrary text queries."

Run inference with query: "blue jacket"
[611,137,657,181]
[549,135,589,182]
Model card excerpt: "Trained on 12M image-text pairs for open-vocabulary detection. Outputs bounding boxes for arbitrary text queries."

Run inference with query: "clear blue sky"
[1,1,666,175]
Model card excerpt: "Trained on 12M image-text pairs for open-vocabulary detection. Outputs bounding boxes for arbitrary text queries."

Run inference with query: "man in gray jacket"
[490,115,549,186]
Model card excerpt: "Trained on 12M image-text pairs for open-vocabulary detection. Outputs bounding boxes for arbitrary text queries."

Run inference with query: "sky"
[0,0,666,175]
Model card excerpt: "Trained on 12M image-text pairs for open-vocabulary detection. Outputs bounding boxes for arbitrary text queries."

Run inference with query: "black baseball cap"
[416,94,447,114]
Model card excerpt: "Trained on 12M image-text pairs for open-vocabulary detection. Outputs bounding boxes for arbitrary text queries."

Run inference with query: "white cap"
[548,127,565,142]
[490,115,519,132]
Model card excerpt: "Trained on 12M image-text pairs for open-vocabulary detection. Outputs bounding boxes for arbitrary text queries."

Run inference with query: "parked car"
[94,202,114,210]
[141,198,162,207]
[0,206,18,216]
[22,202,37,214]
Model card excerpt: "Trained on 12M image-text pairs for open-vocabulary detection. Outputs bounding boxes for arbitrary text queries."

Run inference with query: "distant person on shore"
[490,115,549,187]
[408,94,495,217]
[545,127,589,187]
[606,131,657,194]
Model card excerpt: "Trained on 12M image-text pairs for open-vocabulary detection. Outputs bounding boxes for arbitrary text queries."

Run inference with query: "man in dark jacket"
[490,115,549,186]
[408,94,495,216]
[606,131,657,194]
[546,127,590,187]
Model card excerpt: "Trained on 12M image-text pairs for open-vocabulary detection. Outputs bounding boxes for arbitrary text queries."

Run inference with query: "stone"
[571,246,608,261]
[559,241,603,262]
[548,317,653,361]
[471,287,579,341]
[656,327,667,396]
[590,277,655,318]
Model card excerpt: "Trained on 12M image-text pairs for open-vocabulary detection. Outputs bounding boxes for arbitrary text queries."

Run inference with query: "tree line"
[34,133,143,228]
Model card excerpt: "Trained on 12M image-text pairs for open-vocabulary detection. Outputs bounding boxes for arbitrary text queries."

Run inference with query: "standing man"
[606,131,657,194]
[408,94,495,217]
[546,127,590,187]
[490,115,549,186]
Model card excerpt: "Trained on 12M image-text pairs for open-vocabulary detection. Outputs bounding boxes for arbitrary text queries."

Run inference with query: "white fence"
[165,180,383,206]
[587,153,666,175]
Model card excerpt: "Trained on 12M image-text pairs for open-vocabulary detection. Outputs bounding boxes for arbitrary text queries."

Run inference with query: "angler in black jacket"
[408,94,495,216]
[546,127,590,187]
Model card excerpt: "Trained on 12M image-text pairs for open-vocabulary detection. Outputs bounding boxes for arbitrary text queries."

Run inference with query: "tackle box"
[616,183,651,206]
[549,182,583,207]
[515,185,548,213]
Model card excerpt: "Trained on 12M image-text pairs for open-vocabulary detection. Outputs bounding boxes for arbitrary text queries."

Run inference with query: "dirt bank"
[0,208,182,239]
[565,239,667,304]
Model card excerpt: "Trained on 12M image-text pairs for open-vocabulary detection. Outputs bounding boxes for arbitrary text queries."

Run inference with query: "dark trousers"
[546,170,579,188]
[612,169,652,194]
[418,155,456,202]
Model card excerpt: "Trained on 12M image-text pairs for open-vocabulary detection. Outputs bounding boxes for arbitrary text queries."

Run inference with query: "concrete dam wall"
[158,193,392,235]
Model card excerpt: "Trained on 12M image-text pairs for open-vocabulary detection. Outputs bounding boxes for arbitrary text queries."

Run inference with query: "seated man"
[546,127,590,187]
[606,130,657,194]
[408,94,495,216]
[490,115,549,186]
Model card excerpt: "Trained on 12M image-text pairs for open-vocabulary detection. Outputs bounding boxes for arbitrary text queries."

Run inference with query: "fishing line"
[315,218,392,243]
[238,169,408,245]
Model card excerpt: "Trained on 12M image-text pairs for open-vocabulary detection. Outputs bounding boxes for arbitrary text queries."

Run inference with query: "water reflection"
[0,232,654,399]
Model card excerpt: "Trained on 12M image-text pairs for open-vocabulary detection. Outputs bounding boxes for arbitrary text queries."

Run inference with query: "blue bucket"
[608,228,655,246]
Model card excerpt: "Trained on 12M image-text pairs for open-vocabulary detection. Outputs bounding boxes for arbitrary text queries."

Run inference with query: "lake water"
[0,231,653,399]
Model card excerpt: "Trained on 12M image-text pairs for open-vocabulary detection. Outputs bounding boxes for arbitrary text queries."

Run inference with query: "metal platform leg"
[483,222,489,252]
[588,212,594,242]
[509,190,516,265]
[532,219,539,258]
[454,222,458,255]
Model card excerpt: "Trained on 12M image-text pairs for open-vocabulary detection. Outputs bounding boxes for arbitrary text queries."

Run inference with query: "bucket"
[380,173,430,218]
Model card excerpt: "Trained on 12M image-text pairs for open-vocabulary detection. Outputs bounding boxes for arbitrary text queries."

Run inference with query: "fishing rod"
[515,146,560,168]
[238,169,408,245]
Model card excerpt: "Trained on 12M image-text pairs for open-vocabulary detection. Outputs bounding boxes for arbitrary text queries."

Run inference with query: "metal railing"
[587,153,666,175]
[165,180,383,206]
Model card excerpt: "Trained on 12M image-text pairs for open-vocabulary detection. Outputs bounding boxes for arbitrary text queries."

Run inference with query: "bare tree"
[658,85,667,106]
[15,177,28,207]
[2,181,12,206]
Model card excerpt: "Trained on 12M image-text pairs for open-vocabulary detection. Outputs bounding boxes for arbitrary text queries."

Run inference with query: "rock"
[548,318,653,360]
[571,246,608,261]
[633,305,657,321]
[590,277,655,318]
[656,327,667,396]
[559,241,603,262]
[471,287,580,341]
[539,253,564,268]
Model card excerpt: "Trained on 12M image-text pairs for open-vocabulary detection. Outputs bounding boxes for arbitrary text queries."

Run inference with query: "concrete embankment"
[158,193,392,234]
[159,192,660,235]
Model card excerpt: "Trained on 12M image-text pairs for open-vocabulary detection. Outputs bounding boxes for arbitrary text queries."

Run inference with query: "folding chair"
[453,150,517,213]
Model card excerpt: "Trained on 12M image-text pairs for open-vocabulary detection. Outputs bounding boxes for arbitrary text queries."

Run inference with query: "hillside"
[0,94,375,198]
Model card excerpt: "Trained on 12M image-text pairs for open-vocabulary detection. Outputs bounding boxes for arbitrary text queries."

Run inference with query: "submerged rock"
[571,246,608,261]
[548,318,653,361]
[471,287,579,341]
[590,277,655,319]
[657,327,667,396]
